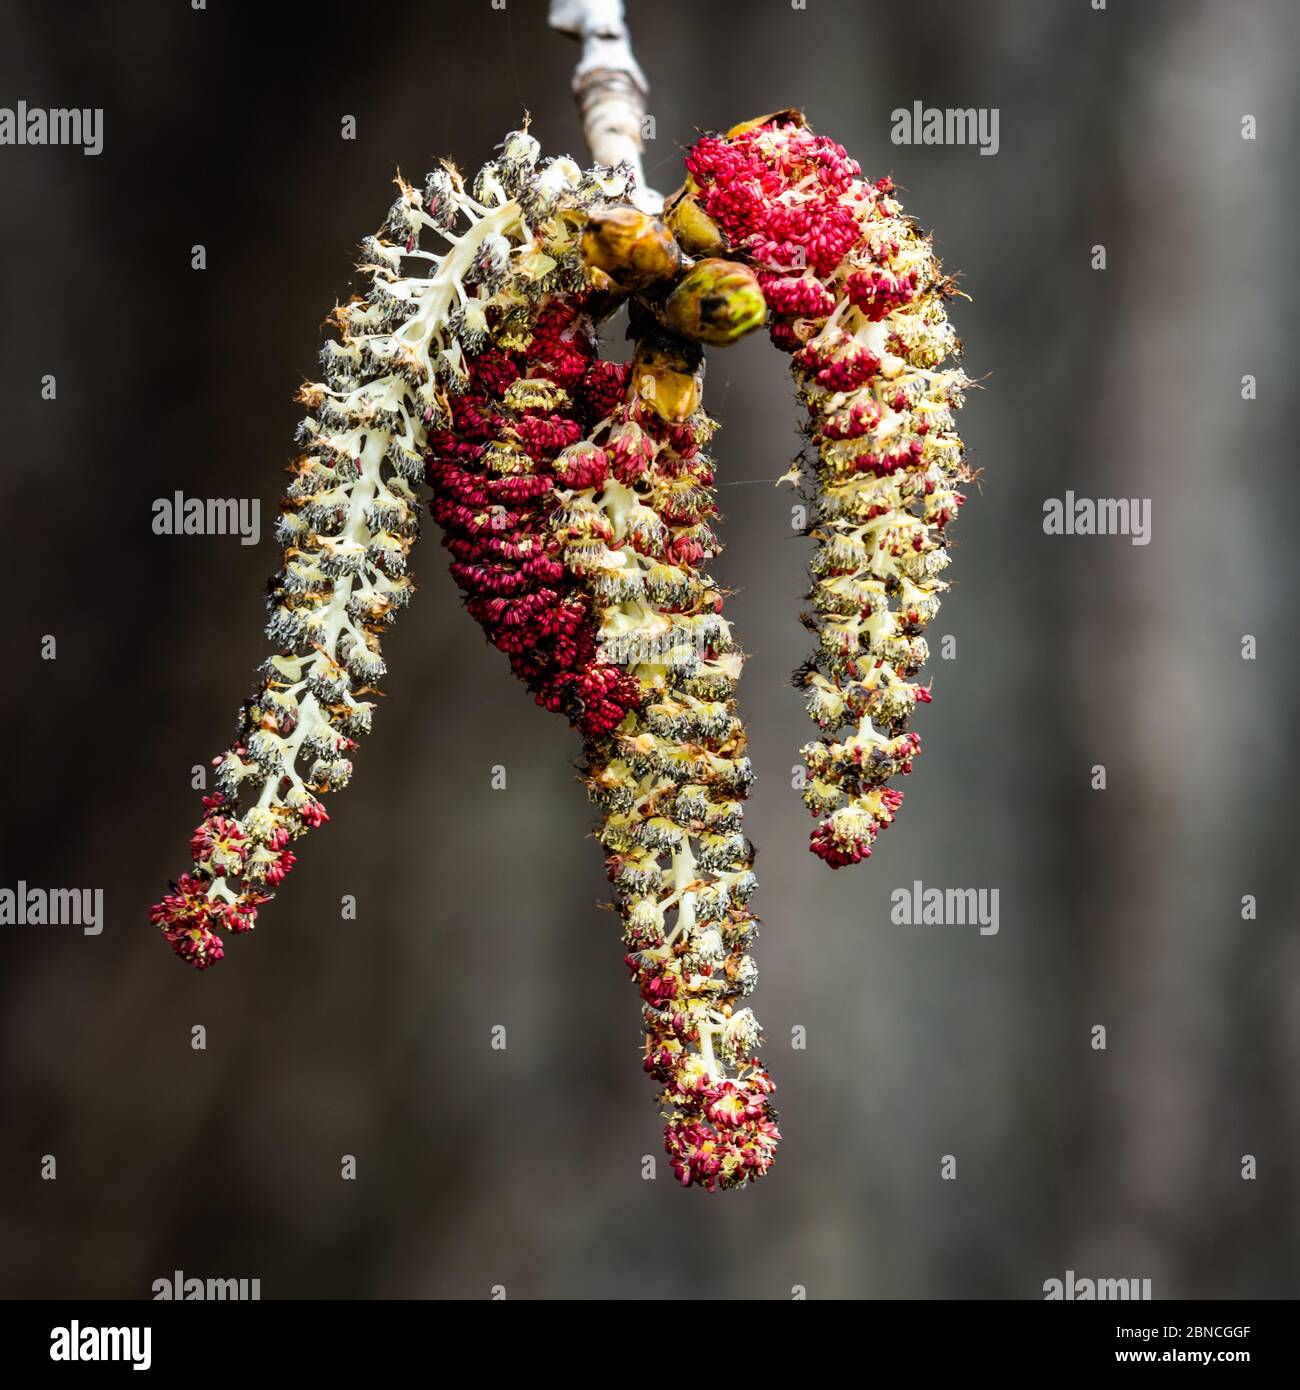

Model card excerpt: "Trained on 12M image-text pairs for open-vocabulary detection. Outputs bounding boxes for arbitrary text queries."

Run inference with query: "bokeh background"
[1,0,1297,1299]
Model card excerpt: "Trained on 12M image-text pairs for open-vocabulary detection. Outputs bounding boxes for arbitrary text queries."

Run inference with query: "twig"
[548,0,661,212]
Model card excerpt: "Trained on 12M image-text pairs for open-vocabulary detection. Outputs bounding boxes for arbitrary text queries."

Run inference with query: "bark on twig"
[549,0,661,211]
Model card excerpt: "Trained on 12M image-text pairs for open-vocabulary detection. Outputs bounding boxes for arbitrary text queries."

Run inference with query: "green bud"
[662,259,766,346]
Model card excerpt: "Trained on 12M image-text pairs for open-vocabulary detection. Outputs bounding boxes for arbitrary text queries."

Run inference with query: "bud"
[629,321,703,424]
[662,258,766,345]
[663,187,727,257]
[580,206,682,290]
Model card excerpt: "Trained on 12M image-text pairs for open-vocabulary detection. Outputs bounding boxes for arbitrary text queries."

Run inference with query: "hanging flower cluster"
[153,112,969,1189]
[420,189,779,1186]
[672,112,971,869]
[152,130,619,967]
[569,312,778,1189]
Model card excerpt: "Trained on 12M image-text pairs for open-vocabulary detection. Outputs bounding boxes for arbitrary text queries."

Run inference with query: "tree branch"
[548,0,661,212]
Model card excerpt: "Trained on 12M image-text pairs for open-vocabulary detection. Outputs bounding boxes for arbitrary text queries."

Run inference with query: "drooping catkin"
[672,113,972,868]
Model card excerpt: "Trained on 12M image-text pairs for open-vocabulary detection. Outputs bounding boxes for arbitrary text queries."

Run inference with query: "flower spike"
[675,113,972,867]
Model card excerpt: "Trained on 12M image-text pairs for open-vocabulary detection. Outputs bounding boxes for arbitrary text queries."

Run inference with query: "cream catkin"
[152,133,639,966]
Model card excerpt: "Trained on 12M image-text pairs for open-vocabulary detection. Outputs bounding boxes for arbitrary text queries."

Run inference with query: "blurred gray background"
[1,0,1297,1298]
